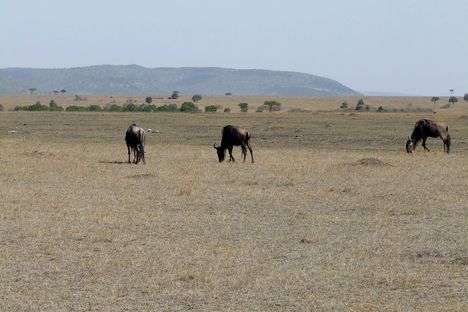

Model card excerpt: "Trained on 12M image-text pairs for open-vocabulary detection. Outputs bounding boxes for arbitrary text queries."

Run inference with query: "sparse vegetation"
[0,111,466,311]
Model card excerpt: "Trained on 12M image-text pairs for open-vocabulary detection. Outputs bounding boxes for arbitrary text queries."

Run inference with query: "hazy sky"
[1,0,467,95]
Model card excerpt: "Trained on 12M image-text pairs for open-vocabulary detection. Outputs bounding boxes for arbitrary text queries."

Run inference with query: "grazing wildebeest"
[213,125,254,163]
[125,123,146,164]
[406,119,450,154]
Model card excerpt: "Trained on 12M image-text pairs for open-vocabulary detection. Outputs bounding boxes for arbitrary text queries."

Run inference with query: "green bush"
[66,105,88,112]
[26,101,50,111]
[156,104,178,112]
[256,106,264,112]
[238,102,249,112]
[106,104,124,112]
[377,106,387,112]
[87,104,102,112]
[192,94,202,102]
[340,101,348,110]
[204,105,218,113]
[180,102,199,112]
[140,104,157,112]
[224,108,231,113]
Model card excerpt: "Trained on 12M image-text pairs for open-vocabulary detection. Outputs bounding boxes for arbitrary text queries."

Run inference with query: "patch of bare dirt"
[353,157,387,167]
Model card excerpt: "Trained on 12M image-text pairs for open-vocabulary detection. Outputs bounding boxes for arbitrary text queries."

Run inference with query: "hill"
[0,65,360,96]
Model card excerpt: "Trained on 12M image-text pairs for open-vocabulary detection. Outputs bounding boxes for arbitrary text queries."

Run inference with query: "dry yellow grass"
[0,107,467,311]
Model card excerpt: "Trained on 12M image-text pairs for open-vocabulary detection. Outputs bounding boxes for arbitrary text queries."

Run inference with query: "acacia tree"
[192,94,202,102]
[29,88,37,95]
[463,93,468,102]
[145,96,153,104]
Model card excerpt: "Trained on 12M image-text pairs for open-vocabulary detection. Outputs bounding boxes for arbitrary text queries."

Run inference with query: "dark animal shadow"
[99,160,128,165]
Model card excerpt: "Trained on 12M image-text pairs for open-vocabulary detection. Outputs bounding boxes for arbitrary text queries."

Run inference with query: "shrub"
[256,106,264,112]
[224,108,231,113]
[106,104,124,112]
[123,103,139,112]
[66,105,88,112]
[340,101,348,110]
[204,105,218,112]
[145,96,153,104]
[464,93,468,101]
[377,106,387,112]
[87,104,102,112]
[180,102,199,112]
[140,104,157,112]
[0,104,3,111]
[156,104,178,112]
[355,99,365,111]
[28,101,49,111]
[238,102,249,112]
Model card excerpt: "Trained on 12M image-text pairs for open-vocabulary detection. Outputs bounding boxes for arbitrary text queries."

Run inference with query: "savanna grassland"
[0,96,467,311]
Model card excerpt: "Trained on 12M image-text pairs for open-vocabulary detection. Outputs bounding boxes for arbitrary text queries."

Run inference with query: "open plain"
[0,96,467,311]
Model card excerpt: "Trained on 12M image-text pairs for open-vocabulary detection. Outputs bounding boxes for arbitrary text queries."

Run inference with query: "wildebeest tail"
[446,133,451,153]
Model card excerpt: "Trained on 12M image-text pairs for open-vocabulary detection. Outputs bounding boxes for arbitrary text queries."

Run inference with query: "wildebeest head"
[213,143,226,162]
[406,137,414,153]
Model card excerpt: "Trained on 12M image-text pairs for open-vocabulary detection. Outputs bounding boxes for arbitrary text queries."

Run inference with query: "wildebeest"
[125,123,146,164]
[406,119,450,154]
[213,125,254,163]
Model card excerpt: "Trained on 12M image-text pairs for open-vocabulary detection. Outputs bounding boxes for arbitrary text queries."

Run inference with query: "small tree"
[169,91,179,99]
[355,99,365,111]
[463,93,468,101]
[238,102,249,112]
[180,101,198,112]
[377,106,386,112]
[145,96,153,105]
[225,92,232,96]
[29,88,37,95]
[60,89,66,94]
[192,94,202,102]
[264,100,282,112]
[449,96,458,105]
[340,101,348,110]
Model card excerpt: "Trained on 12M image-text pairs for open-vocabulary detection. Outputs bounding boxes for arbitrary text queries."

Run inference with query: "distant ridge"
[0,65,360,96]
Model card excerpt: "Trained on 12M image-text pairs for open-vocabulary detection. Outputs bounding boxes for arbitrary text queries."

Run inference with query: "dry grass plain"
[0,98,467,311]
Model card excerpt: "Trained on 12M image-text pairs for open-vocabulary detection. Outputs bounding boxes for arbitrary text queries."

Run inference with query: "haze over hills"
[0,65,360,96]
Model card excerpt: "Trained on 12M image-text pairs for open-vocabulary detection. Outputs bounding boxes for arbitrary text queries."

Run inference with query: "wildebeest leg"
[241,144,247,162]
[422,137,430,151]
[248,144,254,163]
[228,146,235,162]
[127,146,131,163]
